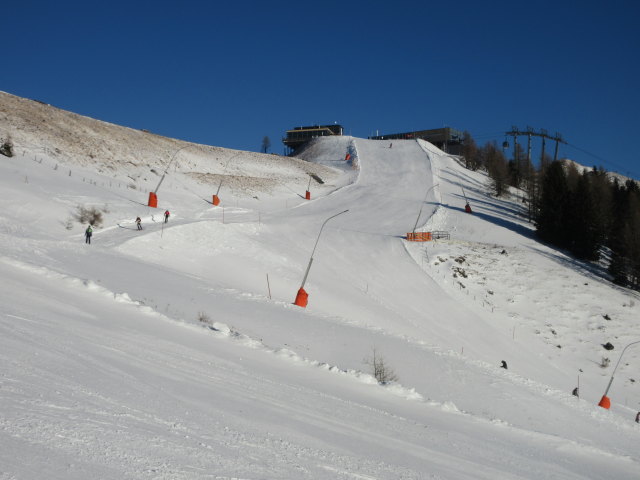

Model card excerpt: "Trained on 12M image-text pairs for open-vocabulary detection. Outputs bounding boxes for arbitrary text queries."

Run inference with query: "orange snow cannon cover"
[294,287,308,308]
[148,192,158,208]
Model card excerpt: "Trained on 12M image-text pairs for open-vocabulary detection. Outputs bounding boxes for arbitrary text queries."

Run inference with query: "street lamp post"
[213,153,241,206]
[294,209,349,307]
[412,184,439,234]
[598,340,640,409]
[305,175,312,200]
[148,145,188,207]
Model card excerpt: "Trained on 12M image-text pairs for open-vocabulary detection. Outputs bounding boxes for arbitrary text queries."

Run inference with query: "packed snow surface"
[1,93,639,479]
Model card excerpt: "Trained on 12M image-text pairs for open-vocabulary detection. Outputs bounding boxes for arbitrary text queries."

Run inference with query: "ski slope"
[0,125,639,479]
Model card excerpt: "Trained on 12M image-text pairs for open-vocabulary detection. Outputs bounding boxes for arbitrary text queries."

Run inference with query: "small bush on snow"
[72,205,106,227]
[197,312,212,325]
[364,347,399,384]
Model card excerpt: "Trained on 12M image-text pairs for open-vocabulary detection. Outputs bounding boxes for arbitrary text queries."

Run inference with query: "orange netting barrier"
[406,232,432,242]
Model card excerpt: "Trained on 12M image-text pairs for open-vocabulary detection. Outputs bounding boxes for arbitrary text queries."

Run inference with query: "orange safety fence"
[406,232,432,242]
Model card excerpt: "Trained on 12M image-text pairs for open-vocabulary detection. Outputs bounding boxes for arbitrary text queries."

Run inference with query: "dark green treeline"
[461,132,640,290]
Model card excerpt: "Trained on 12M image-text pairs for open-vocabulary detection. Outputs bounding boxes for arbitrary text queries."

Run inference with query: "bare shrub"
[72,205,105,227]
[364,348,398,384]
[197,312,212,325]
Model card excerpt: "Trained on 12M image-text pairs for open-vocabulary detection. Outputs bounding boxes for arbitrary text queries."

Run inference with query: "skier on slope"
[164,210,170,223]
[85,225,93,244]
[636,411,639,423]
[136,217,142,230]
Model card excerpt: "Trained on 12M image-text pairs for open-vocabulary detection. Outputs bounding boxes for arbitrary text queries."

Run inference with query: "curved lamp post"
[305,175,312,200]
[412,183,439,234]
[148,145,189,207]
[598,340,640,409]
[213,153,241,206]
[294,209,349,307]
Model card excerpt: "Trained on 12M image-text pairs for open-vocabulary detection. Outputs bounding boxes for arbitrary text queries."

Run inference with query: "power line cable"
[565,142,639,179]
[470,127,637,180]
[165,170,219,205]
[472,131,505,139]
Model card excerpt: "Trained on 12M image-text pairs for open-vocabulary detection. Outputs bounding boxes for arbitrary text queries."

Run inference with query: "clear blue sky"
[4,1,639,178]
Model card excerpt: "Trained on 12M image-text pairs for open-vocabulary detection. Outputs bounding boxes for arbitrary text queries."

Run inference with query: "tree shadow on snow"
[445,195,536,240]
[439,166,487,192]
[526,244,640,297]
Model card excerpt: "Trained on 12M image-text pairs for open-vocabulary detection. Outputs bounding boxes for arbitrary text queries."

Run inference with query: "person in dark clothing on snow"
[500,360,508,369]
[572,387,579,397]
[85,225,93,244]
[136,217,142,230]
[164,210,170,223]
[636,411,640,423]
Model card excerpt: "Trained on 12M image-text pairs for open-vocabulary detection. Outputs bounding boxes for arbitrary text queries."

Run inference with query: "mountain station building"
[283,124,344,155]
[369,127,463,154]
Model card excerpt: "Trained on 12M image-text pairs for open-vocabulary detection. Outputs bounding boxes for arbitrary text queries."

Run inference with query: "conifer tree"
[261,136,271,154]
[483,142,509,197]
[608,179,629,285]
[462,131,480,170]
[590,167,613,254]
[536,161,570,247]
[568,172,600,260]
[608,179,640,288]
[508,144,527,188]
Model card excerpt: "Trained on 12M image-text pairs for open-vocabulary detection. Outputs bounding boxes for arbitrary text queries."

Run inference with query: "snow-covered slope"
[0,90,341,205]
[1,96,639,479]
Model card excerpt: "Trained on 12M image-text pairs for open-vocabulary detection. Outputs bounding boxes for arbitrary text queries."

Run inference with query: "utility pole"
[505,127,567,211]
[505,127,566,163]
[511,126,519,188]
[553,132,564,161]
